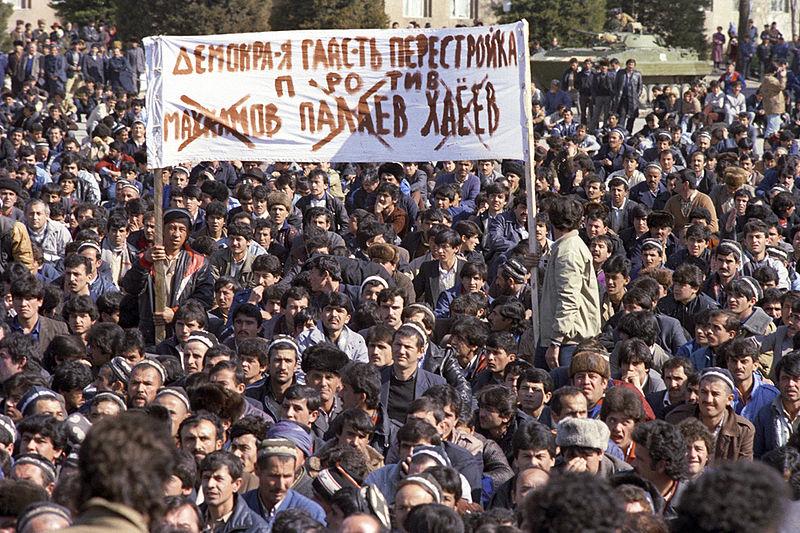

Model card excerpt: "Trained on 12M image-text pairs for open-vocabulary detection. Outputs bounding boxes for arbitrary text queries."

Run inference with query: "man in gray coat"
[614,58,643,133]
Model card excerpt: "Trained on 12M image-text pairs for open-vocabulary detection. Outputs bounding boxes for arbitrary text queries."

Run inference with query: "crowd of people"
[0,12,798,533]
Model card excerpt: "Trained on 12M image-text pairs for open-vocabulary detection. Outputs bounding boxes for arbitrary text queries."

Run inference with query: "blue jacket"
[733,374,780,423]
[242,489,326,529]
[435,172,481,212]
[485,210,526,265]
[689,346,715,371]
[753,397,788,458]
[201,493,269,532]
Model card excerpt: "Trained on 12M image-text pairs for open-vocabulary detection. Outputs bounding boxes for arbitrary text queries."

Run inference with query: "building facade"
[4,0,57,33]
[704,0,794,40]
[384,0,501,28]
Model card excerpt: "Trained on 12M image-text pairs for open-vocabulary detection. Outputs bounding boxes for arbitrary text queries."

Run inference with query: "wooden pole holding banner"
[520,21,541,348]
[153,168,167,343]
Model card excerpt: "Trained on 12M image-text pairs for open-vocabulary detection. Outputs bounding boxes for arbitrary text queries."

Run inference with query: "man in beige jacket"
[537,196,601,369]
[760,61,787,137]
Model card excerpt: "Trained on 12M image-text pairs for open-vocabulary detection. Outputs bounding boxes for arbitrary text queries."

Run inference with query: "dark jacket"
[614,69,643,111]
[413,258,466,308]
[666,404,754,462]
[120,247,214,344]
[295,191,350,234]
[200,493,269,533]
[656,292,719,335]
[423,343,474,418]
[379,366,447,426]
[644,389,682,420]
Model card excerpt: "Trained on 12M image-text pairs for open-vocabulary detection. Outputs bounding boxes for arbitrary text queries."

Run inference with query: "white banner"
[144,22,528,167]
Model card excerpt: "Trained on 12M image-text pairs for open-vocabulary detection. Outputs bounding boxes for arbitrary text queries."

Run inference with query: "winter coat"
[761,73,787,115]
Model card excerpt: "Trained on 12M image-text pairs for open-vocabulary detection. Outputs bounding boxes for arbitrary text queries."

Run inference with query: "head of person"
[178,412,224,465]
[630,419,687,486]
[228,416,269,476]
[394,473,443,529]
[255,438,300,509]
[698,367,736,422]
[75,412,175,525]
[127,360,166,409]
[281,385,322,427]
[301,343,348,405]
[556,417,611,475]
[600,386,645,451]
[153,387,191,438]
[199,450,243,512]
[512,420,557,473]
[677,417,714,479]
[569,352,610,408]
[477,385,517,435]
[671,462,787,533]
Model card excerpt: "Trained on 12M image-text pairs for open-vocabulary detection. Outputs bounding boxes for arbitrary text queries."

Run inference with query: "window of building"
[17,0,32,9]
[452,0,476,19]
[769,0,789,12]
[404,0,431,18]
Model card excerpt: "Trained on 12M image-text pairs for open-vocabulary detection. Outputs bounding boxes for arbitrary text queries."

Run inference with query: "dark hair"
[397,418,442,446]
[51,360,93,393]
[17,414,68,451]
[76,412,174,523]
[0,331,37,366]
[232,303,263,326]
[425,466,462,501]
[341,363,381,410]
[477,385,516,418]
[179,412,224,444]
[10,274,44,300]
[409,396,446,423]
[423,384,463,420]
[450,316,490,347]
[63,253,92,275]
[86,323,125,368]
[600,386,646,423]
[169,449,198,491]
[513,420,556,458]
[631,420,687,480]
[672,264,705,289]
[517,368,554,394]
[404,504,464,533]
[62,295,99,322]
[717,336,758,366]
[333,407,375,437]
[227,222,254,242]
[174,299,208,328]
[662,357,695,379]
[199,450,243,480]
[229,415,270,442]
[524,473,624,533]
[603,255,631,278]
[672,462,787,532]
[284,385,322,412]
[237,337,270,367]
[548,196,584,231]
[616,311,659,346]
[776,351,800,380]
[617,338,654,369]
[550,386,585,417]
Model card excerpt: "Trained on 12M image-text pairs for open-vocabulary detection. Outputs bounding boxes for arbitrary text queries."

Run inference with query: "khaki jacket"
[538,230,601,347]
[61,498,148,533]
[761,74,787,115]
